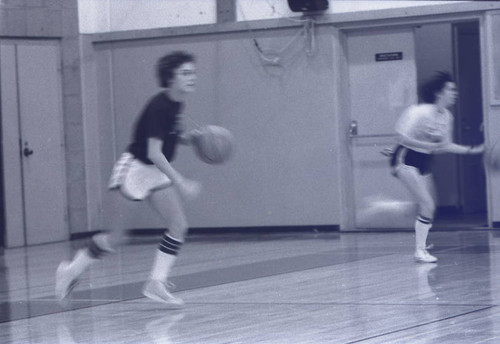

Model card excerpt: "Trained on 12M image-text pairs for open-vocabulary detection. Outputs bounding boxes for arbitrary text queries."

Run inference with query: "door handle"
[23,147,33,157]
[349,120,358,136]
[23,142,34,157]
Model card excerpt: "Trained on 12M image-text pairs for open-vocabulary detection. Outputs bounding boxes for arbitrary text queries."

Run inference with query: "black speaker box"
[287,0,329,12]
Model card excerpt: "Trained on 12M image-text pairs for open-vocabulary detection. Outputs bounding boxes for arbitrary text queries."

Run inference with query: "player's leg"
[55,189,130,304]
[396,166,437,263]
[142,186,188,308]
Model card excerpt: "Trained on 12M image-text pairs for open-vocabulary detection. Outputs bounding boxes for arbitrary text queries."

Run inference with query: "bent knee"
[419,201,435,220]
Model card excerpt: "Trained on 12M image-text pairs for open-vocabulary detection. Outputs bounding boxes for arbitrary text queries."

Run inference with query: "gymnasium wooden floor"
[1,229,500,343]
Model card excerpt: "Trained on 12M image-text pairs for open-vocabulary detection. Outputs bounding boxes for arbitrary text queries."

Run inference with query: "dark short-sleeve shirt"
[128,92,183,164]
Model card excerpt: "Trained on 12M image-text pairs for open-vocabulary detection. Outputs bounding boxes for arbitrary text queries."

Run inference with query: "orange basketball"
[484,139,500,172]
[191,125,234,164]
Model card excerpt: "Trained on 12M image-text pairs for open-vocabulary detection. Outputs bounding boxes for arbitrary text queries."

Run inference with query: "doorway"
[0,40,68,247]
[347,27,418,229]
[416,21,487,229]
[0,116,4,252]
[346,20,487,230]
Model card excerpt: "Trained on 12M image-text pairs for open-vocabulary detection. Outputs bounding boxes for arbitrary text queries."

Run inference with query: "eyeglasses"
[176,70,196,77]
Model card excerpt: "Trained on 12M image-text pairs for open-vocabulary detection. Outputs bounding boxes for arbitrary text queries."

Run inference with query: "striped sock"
[149,234,184,282]
[158,233,183,256]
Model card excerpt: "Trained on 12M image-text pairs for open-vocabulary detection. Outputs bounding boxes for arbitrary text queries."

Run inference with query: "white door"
[346,28,418,229]
[1,40,67,246]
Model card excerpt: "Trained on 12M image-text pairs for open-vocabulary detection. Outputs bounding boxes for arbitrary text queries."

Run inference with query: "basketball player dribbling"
[391,71,484,263]
[56,51,201,308]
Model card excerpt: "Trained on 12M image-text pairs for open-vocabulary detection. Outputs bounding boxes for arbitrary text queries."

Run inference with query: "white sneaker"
[55,261,79,306]
[414,249,437,263]
[142,280,185,309]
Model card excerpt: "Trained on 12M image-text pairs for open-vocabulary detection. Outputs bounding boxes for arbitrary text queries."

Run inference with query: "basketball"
[484,139,500,172]
[191,125,234,164]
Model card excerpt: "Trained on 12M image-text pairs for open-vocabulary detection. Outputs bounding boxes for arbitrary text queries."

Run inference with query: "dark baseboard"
[70,222,500,240]
[70,230,104,241]
[70,225,340,240]
[128,225,340,237]
[435,206,461,216]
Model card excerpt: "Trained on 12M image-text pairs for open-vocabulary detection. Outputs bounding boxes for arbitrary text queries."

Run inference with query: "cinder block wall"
[0,0,88,233]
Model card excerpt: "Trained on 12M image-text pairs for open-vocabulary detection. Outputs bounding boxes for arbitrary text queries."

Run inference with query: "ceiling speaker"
[287,0,329,12]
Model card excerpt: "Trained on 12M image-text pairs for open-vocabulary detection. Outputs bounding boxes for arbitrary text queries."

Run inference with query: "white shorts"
[108,152,172,201]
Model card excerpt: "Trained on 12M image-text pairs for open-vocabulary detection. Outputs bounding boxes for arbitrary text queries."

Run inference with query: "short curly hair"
[156,51,195,88]
[419,71,455,104]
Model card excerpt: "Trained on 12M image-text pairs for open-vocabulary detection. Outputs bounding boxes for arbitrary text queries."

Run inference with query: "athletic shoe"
[414,249,437,263]
[55,261,79,306]
[142,280,185,309]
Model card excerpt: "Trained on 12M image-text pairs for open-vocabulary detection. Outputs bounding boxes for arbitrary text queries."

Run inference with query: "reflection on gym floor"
[1,230,500,343]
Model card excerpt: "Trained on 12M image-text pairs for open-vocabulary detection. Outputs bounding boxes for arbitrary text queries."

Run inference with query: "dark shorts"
[390,145,433,176]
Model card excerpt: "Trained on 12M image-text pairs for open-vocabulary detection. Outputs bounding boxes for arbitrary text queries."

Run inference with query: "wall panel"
[91,26,340,230]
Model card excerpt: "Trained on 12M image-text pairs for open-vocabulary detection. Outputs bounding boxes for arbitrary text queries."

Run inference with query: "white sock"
[149,250,176,282]
[67,249,97,277]
[415,217,432,250]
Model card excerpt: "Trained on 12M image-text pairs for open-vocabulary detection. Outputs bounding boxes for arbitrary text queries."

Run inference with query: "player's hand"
[177,178,201,201]
[180,129,202,146]
[469,144,485,154]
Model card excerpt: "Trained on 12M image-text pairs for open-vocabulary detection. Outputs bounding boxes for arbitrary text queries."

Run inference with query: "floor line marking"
[345,305,496,344]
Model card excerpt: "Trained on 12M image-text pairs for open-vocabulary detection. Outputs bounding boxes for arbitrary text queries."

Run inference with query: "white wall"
[78,0,217,33]
[86,27,341,231]
[237,1,465,21]
[78,0,465,33]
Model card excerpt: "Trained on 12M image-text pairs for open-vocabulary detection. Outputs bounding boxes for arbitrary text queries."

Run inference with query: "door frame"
[452,21,487,216]
[335,12,493,230]
[0,106,4,250]
[0,39,68,247]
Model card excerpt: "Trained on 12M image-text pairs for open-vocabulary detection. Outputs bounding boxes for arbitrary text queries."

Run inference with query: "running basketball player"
[391,71,484,263]
[56,51,201,308]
